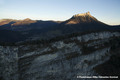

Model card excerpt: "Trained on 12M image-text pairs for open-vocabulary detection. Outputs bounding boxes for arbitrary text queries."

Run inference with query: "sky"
[0,0,120,25]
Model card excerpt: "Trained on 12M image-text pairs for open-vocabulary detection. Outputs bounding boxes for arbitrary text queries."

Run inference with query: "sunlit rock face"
[0,31,120,80]
[73,12,91,17]
[65,12,98,24]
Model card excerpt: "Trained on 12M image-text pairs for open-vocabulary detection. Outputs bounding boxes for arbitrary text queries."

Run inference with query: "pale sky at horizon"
[0,0,120,25]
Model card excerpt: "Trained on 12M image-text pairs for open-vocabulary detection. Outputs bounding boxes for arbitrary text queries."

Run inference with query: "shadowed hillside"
[0,12,120,42]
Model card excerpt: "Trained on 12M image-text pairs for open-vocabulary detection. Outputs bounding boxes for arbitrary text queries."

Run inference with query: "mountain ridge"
[0,12,107,26]
[64,12,99,25]
[0,12,120,42]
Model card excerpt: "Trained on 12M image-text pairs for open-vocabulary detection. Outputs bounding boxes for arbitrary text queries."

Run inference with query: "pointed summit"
[73,11,91,17]
[65,12,98,25]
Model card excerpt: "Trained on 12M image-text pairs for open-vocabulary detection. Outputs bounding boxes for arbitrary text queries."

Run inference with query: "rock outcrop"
[0,31,120,80]
[0,46,18,80]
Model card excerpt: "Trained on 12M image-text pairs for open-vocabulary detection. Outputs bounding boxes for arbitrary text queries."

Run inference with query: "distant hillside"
[0,12,120,42]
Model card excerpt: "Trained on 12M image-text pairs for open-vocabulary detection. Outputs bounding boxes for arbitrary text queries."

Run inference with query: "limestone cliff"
[0,31,120,80]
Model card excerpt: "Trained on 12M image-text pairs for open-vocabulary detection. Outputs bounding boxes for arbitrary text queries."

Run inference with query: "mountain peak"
[65,12,98,25]
[73,12,91,17]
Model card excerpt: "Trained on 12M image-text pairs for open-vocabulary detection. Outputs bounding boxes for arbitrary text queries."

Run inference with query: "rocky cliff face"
[0,46,18,80]
[0,31,120,80]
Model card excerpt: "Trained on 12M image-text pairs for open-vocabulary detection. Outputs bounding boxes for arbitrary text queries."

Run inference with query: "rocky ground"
[0,31,120,80]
